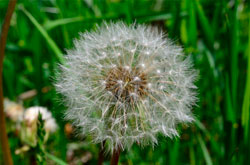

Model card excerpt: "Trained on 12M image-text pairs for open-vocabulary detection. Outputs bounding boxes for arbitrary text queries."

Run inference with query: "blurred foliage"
[0,0,249,164]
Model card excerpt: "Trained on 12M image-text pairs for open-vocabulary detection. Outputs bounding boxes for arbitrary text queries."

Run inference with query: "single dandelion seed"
[55,22,198,155]
[140,63,145,68]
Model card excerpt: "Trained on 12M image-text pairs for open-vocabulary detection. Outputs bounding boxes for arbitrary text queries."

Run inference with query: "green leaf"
[229,0,239,109]
[45,152,67,165]
[189,146,196,165]
[169,140,180,165]
[19,5,64,63]
[225,74,235,123]
[137,12,187,23]
[242,15,250,144]
[187,0,197,47]
[44,16,84,30]
[194,0,214,49]
[197,134,213,165]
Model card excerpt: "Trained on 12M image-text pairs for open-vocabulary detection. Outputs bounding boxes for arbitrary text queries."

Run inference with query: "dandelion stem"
[0,0,17,164]
[110,147,121,165]
[97,141,106,165]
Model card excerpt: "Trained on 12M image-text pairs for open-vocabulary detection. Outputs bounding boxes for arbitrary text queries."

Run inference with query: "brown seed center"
[105,66,147,103]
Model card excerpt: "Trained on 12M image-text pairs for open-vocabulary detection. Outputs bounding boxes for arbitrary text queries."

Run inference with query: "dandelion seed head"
[4,99,24,122]
[55,22,198,153]
[24,106,57,133]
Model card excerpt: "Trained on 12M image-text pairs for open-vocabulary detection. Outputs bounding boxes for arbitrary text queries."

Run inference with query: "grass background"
[0,0,249,164]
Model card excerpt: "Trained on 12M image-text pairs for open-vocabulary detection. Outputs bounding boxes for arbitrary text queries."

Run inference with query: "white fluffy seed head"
[4,99,24,122]
[55,22,198,153]
[24,106,58,133]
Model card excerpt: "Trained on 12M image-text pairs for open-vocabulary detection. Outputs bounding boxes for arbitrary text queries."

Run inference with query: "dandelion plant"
[55,22,197,164]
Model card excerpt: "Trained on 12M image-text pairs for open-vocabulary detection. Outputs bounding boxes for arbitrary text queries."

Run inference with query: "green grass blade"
[242,15,250,144]
[45,152,67,165]
[195,117,223,157]
[198,41,218,78]
[169,140,180,165]
[180,0,188,45]
[229,1,239,109]
[19,5,64,63]
[197,134,213,165]
[188,0,197,47]
[194,118,210,135]
[180,0,197,46]
[225,74,235,123]
[194,0,214,48]
[125,0,133,23]
[44,16,84,30]
[137,12,187,23]
[189,146,196,165]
